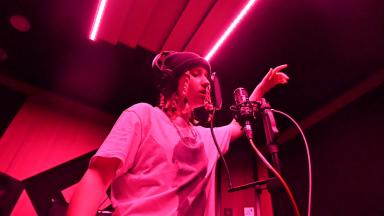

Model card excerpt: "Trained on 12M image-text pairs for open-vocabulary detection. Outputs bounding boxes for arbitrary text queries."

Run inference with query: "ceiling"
[1,0,384,139]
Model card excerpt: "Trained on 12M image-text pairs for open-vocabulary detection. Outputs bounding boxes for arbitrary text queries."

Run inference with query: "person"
[67,51,289,215]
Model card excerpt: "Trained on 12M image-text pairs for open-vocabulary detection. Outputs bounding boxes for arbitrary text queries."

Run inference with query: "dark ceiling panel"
[0,0,383,120]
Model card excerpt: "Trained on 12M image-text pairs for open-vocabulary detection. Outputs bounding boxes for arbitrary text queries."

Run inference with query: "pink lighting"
[9,15,31,32]
[89,0,108,41]
[204,0,256,61]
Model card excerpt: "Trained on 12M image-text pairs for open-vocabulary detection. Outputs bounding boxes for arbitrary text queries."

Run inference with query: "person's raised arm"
[228,64,289,142]
[67,157,120,216]
[249,64,289,101]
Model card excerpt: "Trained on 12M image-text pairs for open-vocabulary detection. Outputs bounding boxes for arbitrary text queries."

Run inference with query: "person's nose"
[201,76,210,88]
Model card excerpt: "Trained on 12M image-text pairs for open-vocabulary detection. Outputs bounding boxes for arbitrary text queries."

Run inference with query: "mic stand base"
[228,177,276,192]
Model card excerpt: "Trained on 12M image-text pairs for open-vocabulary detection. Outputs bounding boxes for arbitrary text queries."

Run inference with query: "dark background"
[1,0,383,215]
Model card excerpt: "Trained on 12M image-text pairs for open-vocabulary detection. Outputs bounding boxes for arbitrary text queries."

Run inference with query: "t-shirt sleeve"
[91,108,143,177]
[211,125,231,154]
[198,124,232,160]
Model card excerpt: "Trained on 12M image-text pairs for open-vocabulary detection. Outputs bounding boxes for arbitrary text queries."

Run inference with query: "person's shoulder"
[124,102,157,119]
[128,102,155,111]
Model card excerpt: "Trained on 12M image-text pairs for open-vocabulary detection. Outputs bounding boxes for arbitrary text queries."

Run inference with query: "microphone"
[210,72,222,110]
[232,87,256,139]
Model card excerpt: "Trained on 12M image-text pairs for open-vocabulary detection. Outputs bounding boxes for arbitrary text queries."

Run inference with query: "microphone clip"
[230,100,260,126]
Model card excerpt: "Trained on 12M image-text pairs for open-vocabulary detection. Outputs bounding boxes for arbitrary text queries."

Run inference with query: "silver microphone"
[233,87,254,139]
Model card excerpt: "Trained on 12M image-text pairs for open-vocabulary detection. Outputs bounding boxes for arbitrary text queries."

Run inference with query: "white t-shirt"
[92,103,231,216]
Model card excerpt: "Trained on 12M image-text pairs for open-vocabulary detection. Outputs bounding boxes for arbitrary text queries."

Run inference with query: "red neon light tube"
[205,0,256,61]
[89,0,108,41]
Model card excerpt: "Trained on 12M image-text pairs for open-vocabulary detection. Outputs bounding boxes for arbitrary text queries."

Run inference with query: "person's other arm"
[67,157,120,216]
[228,64,289,142]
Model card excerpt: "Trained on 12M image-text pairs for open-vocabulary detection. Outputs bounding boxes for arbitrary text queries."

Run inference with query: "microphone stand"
[229,97,287,215]
[259,98,286,216]
[259,98,281,172]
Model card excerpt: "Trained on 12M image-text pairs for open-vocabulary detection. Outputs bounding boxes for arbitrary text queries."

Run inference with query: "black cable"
[209,108,233,189]
[247,137,301,216]
[272,109,312,216]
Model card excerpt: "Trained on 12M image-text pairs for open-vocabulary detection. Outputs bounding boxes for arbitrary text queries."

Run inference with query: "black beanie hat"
[152,51,211,95]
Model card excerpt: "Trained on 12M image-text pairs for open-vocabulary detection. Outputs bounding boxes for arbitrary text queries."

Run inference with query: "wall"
[280,85,384,215]
[0,91,115,215]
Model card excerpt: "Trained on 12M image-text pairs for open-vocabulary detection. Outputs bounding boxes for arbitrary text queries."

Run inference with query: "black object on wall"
[0,85,26,137]
[0,172,24,216]
[22,150,96,215]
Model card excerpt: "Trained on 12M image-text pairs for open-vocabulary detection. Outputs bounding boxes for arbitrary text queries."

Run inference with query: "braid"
[158,94,165,110]
[204,85,213,111]
[160,94,179,117]
[203,84,214,122]
[159,74,194,122]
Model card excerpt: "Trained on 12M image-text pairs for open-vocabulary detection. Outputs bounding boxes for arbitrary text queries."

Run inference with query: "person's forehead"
[190,66,209,75]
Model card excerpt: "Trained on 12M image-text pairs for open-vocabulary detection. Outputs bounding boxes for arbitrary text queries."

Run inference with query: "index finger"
[274,64,288,71]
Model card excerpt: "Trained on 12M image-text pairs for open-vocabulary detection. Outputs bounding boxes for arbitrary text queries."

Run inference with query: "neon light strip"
[204,0,256,61]
[89,0,108,41]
